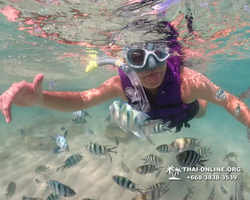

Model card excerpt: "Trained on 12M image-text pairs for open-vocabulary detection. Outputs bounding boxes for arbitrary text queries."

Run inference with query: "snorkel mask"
[85,42,171,113]
[124,42,170,73]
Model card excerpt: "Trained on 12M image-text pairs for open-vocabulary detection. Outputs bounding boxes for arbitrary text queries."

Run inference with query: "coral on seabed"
[104,122,134,143]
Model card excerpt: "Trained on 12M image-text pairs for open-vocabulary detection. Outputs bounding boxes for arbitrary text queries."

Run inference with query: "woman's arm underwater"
[186,69,250,127]
[40,76,125,112]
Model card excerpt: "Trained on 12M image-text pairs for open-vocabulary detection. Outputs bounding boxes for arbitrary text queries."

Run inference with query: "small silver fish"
[215,89,227,101]
[234,103,241,117]
[5,181,16,200]
[121,161,130,173]
[51,135,69,152]
[220,185,227,194]
[48,79,57,91]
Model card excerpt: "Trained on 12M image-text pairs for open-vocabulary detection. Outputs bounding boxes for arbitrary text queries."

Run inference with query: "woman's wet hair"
[121,19,182,57]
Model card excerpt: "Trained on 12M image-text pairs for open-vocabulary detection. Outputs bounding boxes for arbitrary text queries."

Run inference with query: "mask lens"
[128,49,145,66]
[154,50,169,60]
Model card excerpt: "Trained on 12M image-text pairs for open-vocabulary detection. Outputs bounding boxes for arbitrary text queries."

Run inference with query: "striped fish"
[132,182,170,200]
[5,181,16,200]
[112,175,142,193]
[135,164,163,175]
[87,129,94,135]
[86,142,117,156]
[156,144,171,153]
[197,146,212,157]
[169,137,202,153]
[145,182,166,191]
[50,135,69,152]
[176,150,209,167]
[56,154,83,172]
[71,116,87,124]
[109,100,165,145]
[45,175,76,197]
[121,161,130,173]
[220,185,227,194]
[73,110,90,118]
[141,120,172,134]
[207,184,215,200]
[141,154,163,166]
[46,192,60,200]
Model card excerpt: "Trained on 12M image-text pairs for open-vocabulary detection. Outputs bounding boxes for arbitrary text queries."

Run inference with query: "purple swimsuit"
[118,22,199,132]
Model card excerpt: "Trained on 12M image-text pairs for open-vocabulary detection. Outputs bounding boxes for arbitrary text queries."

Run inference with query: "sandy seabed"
[0,113,250,200]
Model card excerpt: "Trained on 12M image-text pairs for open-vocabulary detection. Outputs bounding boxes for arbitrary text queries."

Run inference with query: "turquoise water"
[0,0,250,199]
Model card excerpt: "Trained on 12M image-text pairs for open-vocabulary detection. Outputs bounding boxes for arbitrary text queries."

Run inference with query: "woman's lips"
[145,72,161,83]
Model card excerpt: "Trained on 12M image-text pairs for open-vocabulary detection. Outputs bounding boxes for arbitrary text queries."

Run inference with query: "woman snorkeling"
[0,20,249,134]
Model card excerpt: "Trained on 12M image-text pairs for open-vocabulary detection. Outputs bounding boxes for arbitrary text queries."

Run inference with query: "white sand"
[0,106,250,200]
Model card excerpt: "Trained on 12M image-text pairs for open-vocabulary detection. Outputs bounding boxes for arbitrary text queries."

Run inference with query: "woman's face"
[135,63,167,89]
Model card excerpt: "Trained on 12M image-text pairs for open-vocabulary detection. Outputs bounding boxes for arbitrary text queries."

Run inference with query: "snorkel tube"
[85,56,150,113]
